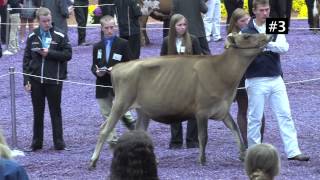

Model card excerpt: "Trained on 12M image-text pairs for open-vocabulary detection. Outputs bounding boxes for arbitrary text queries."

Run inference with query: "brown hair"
[253,0,269,10]
[167,14,193,55]
[36,7,51,20]
[109,130,159,180]
[245,143,280,180]
[227,8,249,34]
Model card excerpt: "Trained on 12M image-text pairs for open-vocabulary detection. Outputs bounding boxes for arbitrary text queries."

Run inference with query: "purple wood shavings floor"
[0,20,319,179]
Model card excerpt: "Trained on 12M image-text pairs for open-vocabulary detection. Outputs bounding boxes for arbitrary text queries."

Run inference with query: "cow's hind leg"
[196,115,208,165]
[135,109,150,131]
[222,113,246,161]
[89,101,130,169]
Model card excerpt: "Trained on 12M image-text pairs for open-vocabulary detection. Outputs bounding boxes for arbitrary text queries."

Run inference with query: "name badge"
[97,49,102,59]
[180,46,185,53]
[45,37,52,46]
[112,53,122,61]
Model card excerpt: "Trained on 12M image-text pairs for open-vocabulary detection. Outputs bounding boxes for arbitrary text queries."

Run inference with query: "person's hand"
[24,81,31,92]
[68,6,74,15]
[38,48,49,57]
[95,65,107,77]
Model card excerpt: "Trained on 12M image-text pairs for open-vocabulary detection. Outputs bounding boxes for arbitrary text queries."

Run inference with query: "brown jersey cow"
[89,33,272,169]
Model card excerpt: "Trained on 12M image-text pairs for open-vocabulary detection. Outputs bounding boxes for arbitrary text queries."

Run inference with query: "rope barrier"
[7,3,114,10]
[3,71,319,90]
[0,73,10,79]
[14,72,113,89]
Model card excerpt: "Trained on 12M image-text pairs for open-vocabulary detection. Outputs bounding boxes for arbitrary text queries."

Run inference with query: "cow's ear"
[225,34,236,49]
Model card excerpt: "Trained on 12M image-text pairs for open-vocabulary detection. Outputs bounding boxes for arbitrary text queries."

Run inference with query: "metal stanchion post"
[9,67,17,148]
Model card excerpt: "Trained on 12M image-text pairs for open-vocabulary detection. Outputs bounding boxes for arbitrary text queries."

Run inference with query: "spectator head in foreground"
[109,130,158,180]
[245,143,280,180]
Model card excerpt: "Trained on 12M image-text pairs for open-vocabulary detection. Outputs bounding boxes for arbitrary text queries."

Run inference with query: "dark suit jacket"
[91,37,132,98]
[160,34,202,55]
[172,0,207,38]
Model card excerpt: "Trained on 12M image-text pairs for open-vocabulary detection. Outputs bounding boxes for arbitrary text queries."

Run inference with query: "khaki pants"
[97,93,134,143]
[8,13,20,52]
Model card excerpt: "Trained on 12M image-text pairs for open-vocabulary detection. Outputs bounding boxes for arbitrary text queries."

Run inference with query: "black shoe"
[122,118,136,130]
[54,146,70,151]
[169,143,183,149]
[24,146,42,152]
[288,154,310,161]
[78,42,90,46]
[186,142,199,149]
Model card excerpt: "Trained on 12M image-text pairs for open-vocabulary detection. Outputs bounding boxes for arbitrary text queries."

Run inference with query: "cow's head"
[225,33,272,50]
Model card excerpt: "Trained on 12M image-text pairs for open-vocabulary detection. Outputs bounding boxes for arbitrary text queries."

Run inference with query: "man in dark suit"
[23,7,72,151]
[172,0,211,55]
[91,15,135,146]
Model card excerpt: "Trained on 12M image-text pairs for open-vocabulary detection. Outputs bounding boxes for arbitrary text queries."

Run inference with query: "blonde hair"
[245,143,280,180]
[36,7,51,20]
[0,128,12,159]
[167,14,193,55]
[100,15,115,27]
[227,8,249,34]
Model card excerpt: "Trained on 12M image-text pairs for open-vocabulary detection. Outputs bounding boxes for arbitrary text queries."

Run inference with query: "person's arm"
[200,0,208,14]
[22,36,32,89]
[47,34,72,62]
[265,34,289,54]
[131,0,142,17]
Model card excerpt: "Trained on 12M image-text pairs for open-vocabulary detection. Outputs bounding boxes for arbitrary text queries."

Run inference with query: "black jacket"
[114,0,142,36]
[23,27,72,85]
[241,19,282,78]
[8,0,22,14]
[91,37,132,98]
[160,34,202,55]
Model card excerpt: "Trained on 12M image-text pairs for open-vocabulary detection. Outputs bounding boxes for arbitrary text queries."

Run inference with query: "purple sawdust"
[0,20,319,179]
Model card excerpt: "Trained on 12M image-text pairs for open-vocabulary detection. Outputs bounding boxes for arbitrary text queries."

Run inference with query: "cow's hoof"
[88,161,97,171]
[239,155,245,162]
[199,157,206,166]
[239,151,246,162]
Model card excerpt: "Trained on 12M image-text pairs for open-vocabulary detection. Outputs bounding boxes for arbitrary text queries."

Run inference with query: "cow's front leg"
[196,115,208,165]
[89,104,125,169]
[222,113,246,161]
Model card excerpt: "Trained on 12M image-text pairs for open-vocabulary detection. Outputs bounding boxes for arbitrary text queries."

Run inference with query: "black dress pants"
[0,5,7,44]
[74,4,88,44]
[170,120,198,145]
[30,80,65,149]
[305,0,317,28]
[224,0,244,24]
[121,33,141,59]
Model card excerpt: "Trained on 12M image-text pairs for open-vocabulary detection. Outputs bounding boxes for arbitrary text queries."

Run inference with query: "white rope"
[285,77,320,85]
[7,3,114,10]
[0,73,10,79]
[12,71,320,90]
[14,72,113,89]
[237,77,320,90]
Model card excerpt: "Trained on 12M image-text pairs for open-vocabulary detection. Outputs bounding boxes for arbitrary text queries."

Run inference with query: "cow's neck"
[219,48,259,84]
